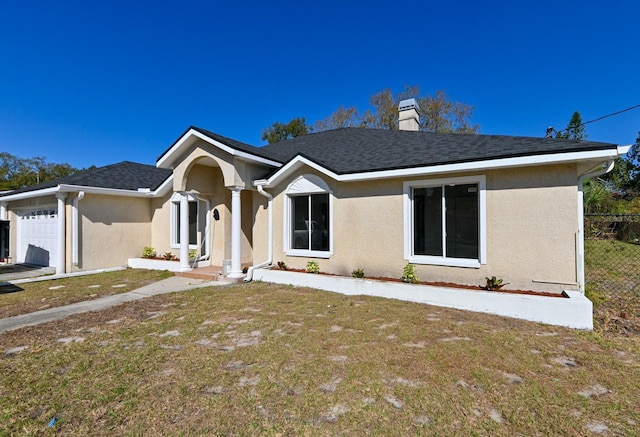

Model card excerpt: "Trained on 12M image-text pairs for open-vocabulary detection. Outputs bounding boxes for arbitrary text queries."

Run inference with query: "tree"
[317,85,479,134]
[557,111,587,140]
[262,86,479,143]
[261,117,312,144]
[314,105,361,131]
[419,90,479,134]
[360,86,420,130]
[0,152,82,190]
[598,131,640,197]
[624,131,640,187]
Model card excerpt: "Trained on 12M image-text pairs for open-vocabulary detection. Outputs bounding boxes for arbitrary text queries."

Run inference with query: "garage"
[17,206,58,267]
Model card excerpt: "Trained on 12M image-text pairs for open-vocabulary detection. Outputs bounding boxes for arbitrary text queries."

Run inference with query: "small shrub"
[189,249,198,260]
[142,247,156,258]
[484,276,506,291]
[163,252,175,261]
[352,268,365,278]
[277,261,288,271]
[402,264,419,284]
[306,261,320,274]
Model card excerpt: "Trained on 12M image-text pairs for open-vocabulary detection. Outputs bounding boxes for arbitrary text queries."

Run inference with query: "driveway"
[0,263,56,282]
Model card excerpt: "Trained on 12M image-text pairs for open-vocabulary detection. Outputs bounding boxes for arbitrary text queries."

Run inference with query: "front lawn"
[1,279,639,435]
[0,269,173,318]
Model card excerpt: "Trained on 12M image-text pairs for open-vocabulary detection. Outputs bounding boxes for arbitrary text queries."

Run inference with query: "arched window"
[284,174,333,258]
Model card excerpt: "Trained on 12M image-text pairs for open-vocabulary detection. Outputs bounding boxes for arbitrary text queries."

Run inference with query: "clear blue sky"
[1,0,639,169]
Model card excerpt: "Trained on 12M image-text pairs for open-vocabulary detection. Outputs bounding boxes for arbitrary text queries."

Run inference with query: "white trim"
[403,175,486,268]
[228,187,244,278]
[178,195,191,271]
[0,187,60,202]
[259,148,624,188]
[72,191,85,266]
[286,173,330,194]
[0,177,174,202]
[157,128,282,169]
[618,144,632,155]
[169,192,201,249]
[283,175,334,258]
[253,269,594,330]
[55,193,67,274]
[16,204,58,267]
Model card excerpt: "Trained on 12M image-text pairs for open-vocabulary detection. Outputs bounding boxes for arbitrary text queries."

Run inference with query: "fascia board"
[262,156,340,187]
[1,175,174,202]
[58,179,174,198]
[157,128,282,168]
[58,185,158,197]
[153,175,174,197]
[618,144,632,155]
[0,186,60,202]
[258,148,624,187]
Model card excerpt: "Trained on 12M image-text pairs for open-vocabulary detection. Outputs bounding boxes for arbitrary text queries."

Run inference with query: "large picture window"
[285,174,333,258]
[404,176,486,268]
[291,193,330,251]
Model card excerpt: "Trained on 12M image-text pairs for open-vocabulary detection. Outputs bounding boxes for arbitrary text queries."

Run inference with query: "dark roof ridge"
[156,125,283,164]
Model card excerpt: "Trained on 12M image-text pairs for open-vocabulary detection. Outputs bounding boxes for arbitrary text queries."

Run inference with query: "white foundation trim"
[253,269,594,330]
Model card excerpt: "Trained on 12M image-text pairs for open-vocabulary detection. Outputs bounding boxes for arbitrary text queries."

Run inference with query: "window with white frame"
[404,176,486,268]
[285,174,332,257]
[170,193,206,249]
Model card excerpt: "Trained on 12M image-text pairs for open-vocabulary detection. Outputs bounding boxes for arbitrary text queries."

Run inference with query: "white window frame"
[283,174,333,258]
[170,192,207,250]
[403,175,486,268]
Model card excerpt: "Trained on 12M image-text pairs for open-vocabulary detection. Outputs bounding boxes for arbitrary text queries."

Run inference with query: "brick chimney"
[398,98,420,131]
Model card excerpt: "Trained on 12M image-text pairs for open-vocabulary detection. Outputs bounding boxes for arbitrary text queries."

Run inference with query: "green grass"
[1,276,640,435]
[0,269,173,318]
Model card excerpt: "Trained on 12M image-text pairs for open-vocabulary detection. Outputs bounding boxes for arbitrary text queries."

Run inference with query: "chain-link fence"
[584,214,640,334]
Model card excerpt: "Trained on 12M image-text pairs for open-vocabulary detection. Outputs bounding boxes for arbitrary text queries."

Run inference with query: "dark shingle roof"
[4,128,618,199]
[259,128,619,174]
[0,161,172,197]
[157,126,283,164]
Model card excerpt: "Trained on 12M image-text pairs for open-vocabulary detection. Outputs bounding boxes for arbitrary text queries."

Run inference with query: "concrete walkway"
[0,264,56,281]
[0,276,230,333]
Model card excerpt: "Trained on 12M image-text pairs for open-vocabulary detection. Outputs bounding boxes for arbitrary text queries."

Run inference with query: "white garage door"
[17,207,58,267]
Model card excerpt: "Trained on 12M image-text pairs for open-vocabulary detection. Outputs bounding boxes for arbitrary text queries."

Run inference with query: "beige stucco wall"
[74,194,152,271]
[258,164,580,293]
[150,193,172,256]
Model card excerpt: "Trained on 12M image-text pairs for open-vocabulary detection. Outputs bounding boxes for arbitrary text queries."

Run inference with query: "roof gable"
[156,126,282,168]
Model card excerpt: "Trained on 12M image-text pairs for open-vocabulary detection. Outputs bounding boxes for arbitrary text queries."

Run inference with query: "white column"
[72,192,85,266]
[0,202,7,220]
[179,193,191,272]
[228,187,244,278]
[55,193,67,275]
